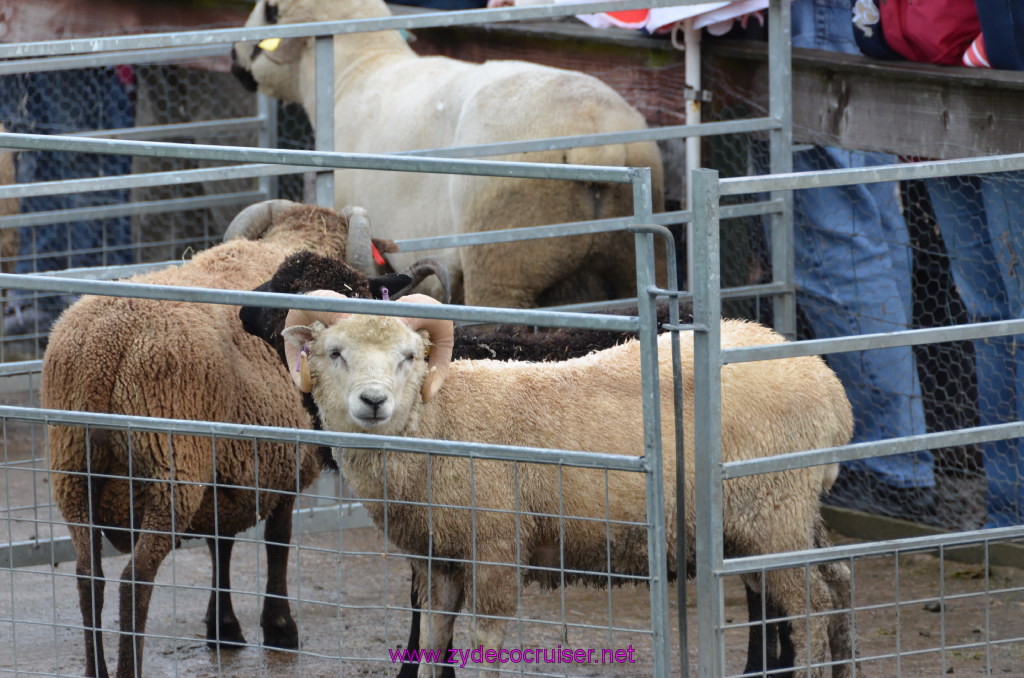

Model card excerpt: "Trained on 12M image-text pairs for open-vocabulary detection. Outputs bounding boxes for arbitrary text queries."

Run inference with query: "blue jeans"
[792,148,934,488]
[925,174,1024,526]
[785,0,933,491]
[0,69,134,304]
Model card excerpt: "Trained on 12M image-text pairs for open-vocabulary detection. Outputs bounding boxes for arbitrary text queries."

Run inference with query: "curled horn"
[223,199,301,242]
[341,205,376,276]
[396,294,454,403]
[283,290,351,392]
[395,256,452,304]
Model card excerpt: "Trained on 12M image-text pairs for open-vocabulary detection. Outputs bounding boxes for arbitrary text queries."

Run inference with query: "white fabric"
[526,1,773,35]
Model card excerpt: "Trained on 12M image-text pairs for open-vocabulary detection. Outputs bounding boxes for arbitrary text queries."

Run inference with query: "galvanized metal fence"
[2,1,1023,677]
[690,157,1024,677]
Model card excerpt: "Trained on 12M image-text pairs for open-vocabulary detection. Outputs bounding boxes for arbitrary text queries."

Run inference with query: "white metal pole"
[684,18,701,295]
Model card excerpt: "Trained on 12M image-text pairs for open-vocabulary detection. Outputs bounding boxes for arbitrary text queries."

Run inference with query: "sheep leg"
[70,523,109,678]
[464,561,516,675]
[414,562,464,678]
[820,560,852,678]
[743,583,789,676]
[811,520,853,678]
[203,536,247,648]
[114,509,177,678]
[397,566,455,678]
[260,496,299,649]
[764,567,832,678]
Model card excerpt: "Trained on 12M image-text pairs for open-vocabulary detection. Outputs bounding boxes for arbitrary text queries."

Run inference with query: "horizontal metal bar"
[0,404,648,473]
[720,197,786,220]
[35,260,183,280]
[393,206,693,253]
[74,117,265,141]
[0,273,641,331]
[0,164,298,201]
[403,117,781,159]
[723,421,1024,479]
[720,152,1024,197]
[0,501,374,569]
[0,0,689,59]
[395,215,648,252]
[0,360,42,377]
[0,132,638,183]
[723,318,1024,364]
[0,44,231,75]
[0,190,264,228]
[720,524,1024,574]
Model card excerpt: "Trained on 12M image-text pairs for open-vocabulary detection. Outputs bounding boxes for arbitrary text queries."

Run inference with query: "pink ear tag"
[381,287,390,301]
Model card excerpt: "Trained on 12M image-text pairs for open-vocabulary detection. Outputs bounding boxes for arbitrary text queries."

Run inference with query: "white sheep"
[230,0,665,308]
[278,293,855,677]
[41,200,440,678]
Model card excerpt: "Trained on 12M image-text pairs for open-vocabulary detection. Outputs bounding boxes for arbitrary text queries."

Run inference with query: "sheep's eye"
[402,352,416,364]
[264,2,279,24]
[329,349,345,364]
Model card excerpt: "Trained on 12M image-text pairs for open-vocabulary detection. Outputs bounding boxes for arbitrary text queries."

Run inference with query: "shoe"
[2,302,64,360]
[2,303,61,338]
[825,467,937,521]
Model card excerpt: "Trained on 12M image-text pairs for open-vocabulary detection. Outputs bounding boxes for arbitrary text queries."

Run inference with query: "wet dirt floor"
[3,517,1024,678]
[3,412,1024,676]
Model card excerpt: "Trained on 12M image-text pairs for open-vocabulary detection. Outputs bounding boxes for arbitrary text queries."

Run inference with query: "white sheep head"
[281,290,453,435]
[231,0,389,103]
[231,0,311,102]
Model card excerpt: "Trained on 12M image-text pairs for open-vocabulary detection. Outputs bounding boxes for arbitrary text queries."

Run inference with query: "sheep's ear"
[260,36,306,65]
[282,325,315,392]
[282,325,312,349]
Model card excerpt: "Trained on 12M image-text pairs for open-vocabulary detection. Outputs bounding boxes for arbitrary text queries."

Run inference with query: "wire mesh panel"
[691,156,1024,677]
[4,3,1024,678]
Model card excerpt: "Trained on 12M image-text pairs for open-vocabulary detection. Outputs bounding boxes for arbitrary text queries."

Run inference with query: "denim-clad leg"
[926,174,1024,526]
[0,68,134,326]
[794,148,933,488]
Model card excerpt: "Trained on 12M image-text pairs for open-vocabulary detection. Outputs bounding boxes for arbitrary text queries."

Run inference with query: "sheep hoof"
[262,614,299,650]
[206,619,247,650]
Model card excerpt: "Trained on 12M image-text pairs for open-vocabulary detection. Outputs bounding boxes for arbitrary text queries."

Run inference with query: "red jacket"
[881,0,981,65]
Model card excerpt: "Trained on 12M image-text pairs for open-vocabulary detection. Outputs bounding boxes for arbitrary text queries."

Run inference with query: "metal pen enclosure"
[2,1,1023,677]
[0,2,704,676]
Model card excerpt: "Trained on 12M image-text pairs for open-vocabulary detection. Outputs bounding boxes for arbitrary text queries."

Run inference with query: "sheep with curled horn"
[275,292,855,678]
[42,200,446,678]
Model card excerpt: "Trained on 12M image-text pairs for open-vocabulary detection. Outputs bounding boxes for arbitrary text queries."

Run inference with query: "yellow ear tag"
[259,37,282,52]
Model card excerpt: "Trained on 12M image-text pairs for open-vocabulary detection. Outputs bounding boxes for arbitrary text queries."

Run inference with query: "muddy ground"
[3,418,1024,676]
[3,505,1024,676]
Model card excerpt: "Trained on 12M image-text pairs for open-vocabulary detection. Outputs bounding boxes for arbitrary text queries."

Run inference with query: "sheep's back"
[413,322,850,573]
[43,240,319,535]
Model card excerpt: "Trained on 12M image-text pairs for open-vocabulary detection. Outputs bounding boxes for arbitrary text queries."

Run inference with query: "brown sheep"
[41,200,435,678]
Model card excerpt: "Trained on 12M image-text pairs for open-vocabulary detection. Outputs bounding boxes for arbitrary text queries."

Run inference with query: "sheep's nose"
[360,393,387,413]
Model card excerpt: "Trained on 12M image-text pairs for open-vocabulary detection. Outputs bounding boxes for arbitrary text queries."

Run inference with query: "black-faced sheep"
[230,0,666,308]
[275,294,855,677]
[41,201,440,678]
